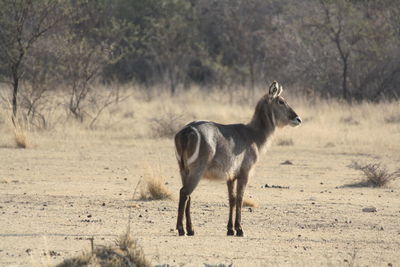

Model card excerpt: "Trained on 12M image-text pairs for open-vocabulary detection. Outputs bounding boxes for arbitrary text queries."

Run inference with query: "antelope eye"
[278,99,284,105]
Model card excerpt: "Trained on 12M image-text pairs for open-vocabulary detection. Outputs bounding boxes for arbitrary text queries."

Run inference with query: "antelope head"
[267,81,302,128]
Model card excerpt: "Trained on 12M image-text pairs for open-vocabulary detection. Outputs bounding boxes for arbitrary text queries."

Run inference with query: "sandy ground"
[0,130,399,267]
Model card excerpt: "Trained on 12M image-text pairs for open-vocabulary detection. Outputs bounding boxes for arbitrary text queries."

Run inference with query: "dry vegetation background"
[0,86,399,266]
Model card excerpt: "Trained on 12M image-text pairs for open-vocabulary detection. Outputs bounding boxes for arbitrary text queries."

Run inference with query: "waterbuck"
[174,81,301,236]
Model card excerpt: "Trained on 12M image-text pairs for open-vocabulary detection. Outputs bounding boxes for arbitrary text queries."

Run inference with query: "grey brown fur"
[174,81,301,236]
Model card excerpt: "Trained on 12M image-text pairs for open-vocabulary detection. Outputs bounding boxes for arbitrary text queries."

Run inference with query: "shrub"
[56,232,151,267]
[140,177,172,200]
[149,110,185,138]
[348,161,400,187]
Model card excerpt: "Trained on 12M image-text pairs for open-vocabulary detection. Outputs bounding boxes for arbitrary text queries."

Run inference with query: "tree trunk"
[342,56,348,101]
[12,73,19,125]
[248,56,255,102]
[334,34,350,102]
[168,68,176,96]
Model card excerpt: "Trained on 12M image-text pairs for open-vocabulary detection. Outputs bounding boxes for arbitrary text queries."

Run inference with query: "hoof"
[236,229,244,237]
[186,230,195,236]
[227,229,235,236]
[178,229,185,236]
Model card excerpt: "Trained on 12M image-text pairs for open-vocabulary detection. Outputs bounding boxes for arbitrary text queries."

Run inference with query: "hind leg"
[185,196,194,235]
[176,169,203,236]
[176,188,188,236]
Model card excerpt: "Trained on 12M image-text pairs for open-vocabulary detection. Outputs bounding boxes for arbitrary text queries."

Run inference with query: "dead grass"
[348,161,400,187]
[140,176,172,200]
[13,124,29,148]
[243,198,258,208]
[0,99,30,148]
[56,232,151,267]
[1,85,400,157]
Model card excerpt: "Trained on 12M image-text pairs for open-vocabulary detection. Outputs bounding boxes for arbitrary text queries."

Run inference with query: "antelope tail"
[174,126,201,170]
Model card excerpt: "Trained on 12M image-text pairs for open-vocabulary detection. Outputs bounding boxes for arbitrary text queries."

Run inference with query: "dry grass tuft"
[140,176,172,200]
[276,138,294,146]
[13,125,29,148]
[56,232,151,267]
[348,161,400,187]
[243,198,258,208]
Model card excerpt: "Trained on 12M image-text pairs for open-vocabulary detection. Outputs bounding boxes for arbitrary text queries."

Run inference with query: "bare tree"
[56,1,126,121]
[0,0,62,123]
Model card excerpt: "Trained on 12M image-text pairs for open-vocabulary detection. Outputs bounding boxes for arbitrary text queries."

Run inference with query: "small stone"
[102,203,106,206]
[281,160,293,165]
[362,207,377,212]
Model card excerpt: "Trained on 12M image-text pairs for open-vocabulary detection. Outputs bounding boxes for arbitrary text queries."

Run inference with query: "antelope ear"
[277,84,283,96]
[269,81,282,98]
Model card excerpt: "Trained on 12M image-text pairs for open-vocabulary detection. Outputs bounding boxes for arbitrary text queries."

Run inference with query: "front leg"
[227,179,236,236]
[235,174,248,237]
